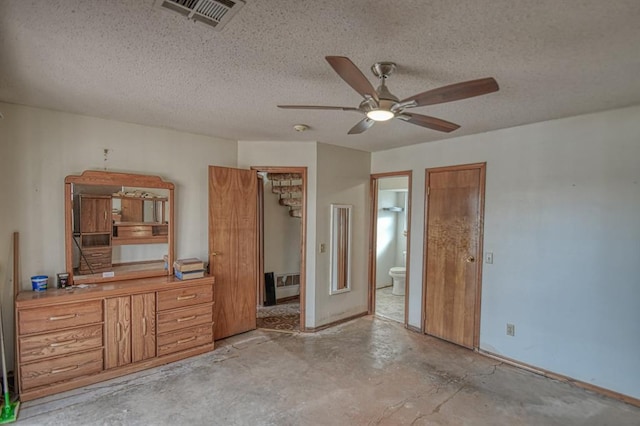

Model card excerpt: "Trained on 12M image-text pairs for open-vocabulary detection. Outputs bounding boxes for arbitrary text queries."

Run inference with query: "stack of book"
[173,257,205,280]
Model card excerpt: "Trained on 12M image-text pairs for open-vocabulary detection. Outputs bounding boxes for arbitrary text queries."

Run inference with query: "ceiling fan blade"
[326,56,379,102]
[277,105,360,111]
[401,77,499,107]
[398,112,460,133]
[348,118,375,135]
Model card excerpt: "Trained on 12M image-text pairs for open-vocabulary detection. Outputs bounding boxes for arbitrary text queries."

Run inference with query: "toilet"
[388,251,407,296]
[389,267,406,295]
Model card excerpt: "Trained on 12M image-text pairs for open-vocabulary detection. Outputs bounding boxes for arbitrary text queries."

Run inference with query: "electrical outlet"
[506,323,515,337]
[485,252,493,264]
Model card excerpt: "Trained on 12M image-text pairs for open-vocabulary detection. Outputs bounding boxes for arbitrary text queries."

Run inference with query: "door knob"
[465,256,475,263]
[211,252,220,256]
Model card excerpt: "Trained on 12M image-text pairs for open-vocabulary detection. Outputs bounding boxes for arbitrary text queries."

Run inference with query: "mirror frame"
[329,203,352,295]
[65,170,175,285]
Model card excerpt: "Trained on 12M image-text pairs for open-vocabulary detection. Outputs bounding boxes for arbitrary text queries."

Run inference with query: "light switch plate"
[485,252,493,264]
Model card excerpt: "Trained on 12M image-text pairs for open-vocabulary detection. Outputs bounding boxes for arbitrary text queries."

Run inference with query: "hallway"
[18,317,639,425]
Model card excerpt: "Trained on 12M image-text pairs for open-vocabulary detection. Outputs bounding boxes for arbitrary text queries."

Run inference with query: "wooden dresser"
[15,275,215,402]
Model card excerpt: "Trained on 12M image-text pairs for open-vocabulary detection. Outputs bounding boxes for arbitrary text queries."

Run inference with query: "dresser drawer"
[79,247,112,274]
[19,324,103,363]
[20,349,103,390]
[157,324,213,357]
[19,300,103,335]
[157,285,213,311]
[157,304,213,334]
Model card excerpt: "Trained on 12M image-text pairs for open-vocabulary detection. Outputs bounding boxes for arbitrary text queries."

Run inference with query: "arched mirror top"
[65,170,175,285]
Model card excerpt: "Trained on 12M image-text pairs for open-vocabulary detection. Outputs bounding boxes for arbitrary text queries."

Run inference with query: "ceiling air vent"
[156,0,245,31]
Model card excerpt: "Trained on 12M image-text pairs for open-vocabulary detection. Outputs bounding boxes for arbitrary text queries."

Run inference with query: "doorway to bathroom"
[369,171,411,325]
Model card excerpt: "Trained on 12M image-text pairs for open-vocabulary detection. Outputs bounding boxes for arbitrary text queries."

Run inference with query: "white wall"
[0,102,237,369]
[394,192,407,267]
[237,141,317,326]
[371,105,640,399]
[315,143,370,326]
[376,191,398,288]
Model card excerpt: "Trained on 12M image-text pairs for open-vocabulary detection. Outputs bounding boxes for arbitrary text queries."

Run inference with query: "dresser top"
[16,275,214,308]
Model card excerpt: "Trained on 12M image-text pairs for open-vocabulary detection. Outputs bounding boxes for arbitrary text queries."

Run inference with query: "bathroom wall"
[375,190,397,288]
[394,191,407,267]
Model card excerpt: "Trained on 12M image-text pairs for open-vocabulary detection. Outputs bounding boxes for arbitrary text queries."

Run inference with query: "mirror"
[330,204,352,294]
[65,170,174,284]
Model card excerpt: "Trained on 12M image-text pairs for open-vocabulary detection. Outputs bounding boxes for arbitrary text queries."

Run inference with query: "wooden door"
[209,166,258,340]
[105,296,131,368]
[131,293,156,362]
[424,163,485,349]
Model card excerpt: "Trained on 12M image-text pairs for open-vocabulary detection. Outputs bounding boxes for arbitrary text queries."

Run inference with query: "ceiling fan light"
[366,109,394,121]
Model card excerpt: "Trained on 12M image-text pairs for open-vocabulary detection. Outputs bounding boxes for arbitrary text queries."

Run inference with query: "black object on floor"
[264,272,276,306]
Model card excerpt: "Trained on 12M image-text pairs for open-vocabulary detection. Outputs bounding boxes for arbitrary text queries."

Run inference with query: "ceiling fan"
[278,56,499,135]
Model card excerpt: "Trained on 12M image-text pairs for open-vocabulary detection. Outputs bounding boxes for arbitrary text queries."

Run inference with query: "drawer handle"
[51,365,79,374]
[177,315,197,323]
[90,253,103,257]
[50,339,77,348]
[142,317,147,336]
[49,314,77,321]
[176,294,197,301]
[177,336,196,345]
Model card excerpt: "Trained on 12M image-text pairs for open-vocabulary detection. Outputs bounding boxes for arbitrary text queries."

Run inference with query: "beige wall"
[315,143,370,326]
[0,102,237,368]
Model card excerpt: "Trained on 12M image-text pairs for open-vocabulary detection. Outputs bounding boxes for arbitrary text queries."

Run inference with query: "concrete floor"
[18,317,639,425]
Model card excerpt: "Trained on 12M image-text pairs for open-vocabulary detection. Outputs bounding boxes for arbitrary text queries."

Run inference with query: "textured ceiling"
[1,0,639,152]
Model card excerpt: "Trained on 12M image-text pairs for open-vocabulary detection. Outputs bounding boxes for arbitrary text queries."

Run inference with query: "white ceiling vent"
[156,0,245,31]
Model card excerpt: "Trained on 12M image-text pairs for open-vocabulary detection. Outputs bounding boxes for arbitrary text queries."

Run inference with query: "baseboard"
[276,295,300,304]
[478,349,640,408]
[406,324,422,334]
[305,311,368,332]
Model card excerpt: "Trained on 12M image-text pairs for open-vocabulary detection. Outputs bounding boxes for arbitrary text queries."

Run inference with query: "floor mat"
[257,301,300,332]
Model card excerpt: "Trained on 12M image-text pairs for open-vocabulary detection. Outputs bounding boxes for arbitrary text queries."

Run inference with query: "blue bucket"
[31,275,48,291]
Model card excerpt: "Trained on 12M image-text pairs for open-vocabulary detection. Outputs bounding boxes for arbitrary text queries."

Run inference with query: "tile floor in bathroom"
[376,285,405,323]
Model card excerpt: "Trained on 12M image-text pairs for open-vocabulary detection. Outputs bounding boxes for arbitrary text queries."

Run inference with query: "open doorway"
[253,167,307,333]
[369,171,412,325]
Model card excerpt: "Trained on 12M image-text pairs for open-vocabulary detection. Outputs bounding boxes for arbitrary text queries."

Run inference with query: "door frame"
[422,162,486,349]
[252,166,307,332]
[368,170,412,326]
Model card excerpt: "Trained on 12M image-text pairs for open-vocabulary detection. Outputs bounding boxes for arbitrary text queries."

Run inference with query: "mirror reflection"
[65,171,173,284]
[330,204,352,294]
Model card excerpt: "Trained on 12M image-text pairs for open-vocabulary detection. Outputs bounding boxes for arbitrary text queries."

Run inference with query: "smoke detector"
[156,0,246,31]
[293,124,309,132]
